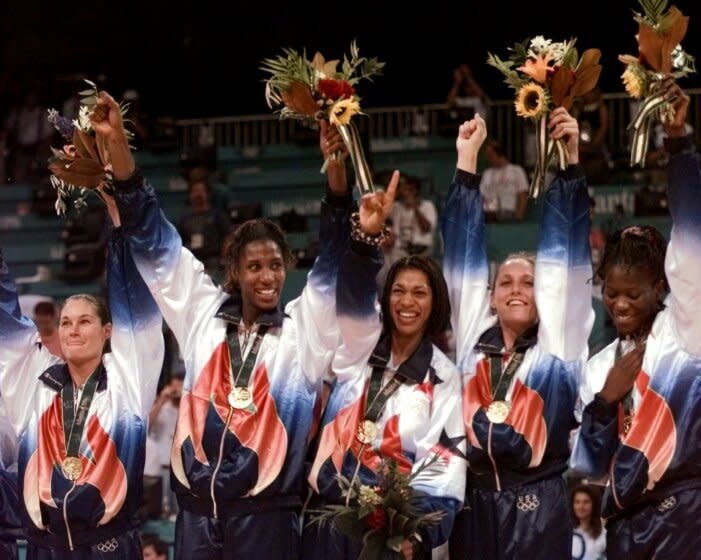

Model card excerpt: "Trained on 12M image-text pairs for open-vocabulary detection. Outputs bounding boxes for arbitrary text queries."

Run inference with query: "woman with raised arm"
[442,111,593,559]
[571,79,701,559]
[304,173,466,560]
[0,195,164,559]
[90,89,367,559]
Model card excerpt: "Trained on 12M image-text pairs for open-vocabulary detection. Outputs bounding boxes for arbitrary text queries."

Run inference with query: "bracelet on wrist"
[350,212,389,247]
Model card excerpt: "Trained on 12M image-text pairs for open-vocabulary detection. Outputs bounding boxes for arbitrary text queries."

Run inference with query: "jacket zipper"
[487,422,501,491]
[210,407,234,519]
[62,482,77,551]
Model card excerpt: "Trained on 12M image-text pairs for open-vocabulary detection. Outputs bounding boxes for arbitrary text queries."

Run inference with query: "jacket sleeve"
[285,190,355,386]
[535,165,594,362]
[105,228,164,419]
[113,171,227,364]
[664,136,701,356]
[409,359,466,550]
[440,169,491,371]
[0,249,57,433]
[569,345,619,478]
[331,231,383,383]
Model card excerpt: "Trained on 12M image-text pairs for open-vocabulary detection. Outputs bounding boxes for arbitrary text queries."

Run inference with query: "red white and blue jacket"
[571,136,701,518]
[442,166,593,490]
[114,172,351,517]
[309,240,467,557]
[0,399,22,545]
[0,230,164,549]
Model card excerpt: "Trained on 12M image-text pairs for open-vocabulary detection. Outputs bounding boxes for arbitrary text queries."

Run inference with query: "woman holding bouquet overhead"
[92,87,368,559]
[0,196,164,559]
[443,110,593,560]
[571,80,701,559]
[303,174,467,560]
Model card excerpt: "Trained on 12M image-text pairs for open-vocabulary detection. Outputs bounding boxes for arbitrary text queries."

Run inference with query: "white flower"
[76,105,93,132]
[528,36,573,64]
[528,36,551,57]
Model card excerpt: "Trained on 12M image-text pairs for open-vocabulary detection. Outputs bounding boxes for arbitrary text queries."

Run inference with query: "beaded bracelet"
[350,212,390,246]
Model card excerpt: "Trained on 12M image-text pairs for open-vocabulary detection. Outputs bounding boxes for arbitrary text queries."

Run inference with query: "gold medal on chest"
[62,456,83,481]
[486,400,511,423]
[356,420,378,444]
[228,387,253,409]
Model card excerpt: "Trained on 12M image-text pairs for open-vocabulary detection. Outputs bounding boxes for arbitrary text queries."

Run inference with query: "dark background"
[2,0,700,119]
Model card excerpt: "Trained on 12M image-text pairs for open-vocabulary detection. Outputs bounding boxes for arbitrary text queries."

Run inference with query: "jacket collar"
[368,332,434,384]
[39,362,109,393]
[475,322,539,355]
[215,293,286,328]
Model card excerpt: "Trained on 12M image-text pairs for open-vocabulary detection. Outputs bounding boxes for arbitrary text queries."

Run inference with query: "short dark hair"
[486,138,506,158]
[140,532,168,556]
[380,256,451,338]
[221,218,295,294]
[596,225,668,292]
[34,301,57,316]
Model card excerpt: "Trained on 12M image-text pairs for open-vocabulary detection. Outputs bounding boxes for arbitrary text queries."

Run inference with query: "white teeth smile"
[507,300,526,306]
[257,289,275,295]
[398,311,418,318]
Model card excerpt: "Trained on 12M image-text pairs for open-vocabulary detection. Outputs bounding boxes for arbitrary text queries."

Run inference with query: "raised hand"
[359,170,399,236]
[89,91,128,142]
[660,77,690,138]
[319,120,349,195]
[549,107,580,165]
[456,115,487,173]
[599,343,645,404]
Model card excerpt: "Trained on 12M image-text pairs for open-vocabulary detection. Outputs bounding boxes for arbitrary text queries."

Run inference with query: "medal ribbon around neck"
[61,363,103,480]
[486,351,525,423]
[225,323,269,410]
[357,356,408,445]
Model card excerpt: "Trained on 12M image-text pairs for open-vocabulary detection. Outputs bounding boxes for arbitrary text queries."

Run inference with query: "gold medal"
[356,420,377,444]
[486,400,511,423]
[62,456,83,481]
[228,387,253,409]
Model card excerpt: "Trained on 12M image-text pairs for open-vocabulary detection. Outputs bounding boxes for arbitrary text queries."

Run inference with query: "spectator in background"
[570,484,607,560]
[4,86,54,184]
[446,63,489,123]
[177,174,232,276]
[378,175,438,290]
[573,87,611,185]
[146,371,184,519]
[141,533,168,560]
[588,196,606,280]
[32,300,63,359]
[479,138,529,222]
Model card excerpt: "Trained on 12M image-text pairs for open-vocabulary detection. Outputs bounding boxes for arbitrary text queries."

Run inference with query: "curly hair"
[380,255,451,338]
[221,218,295,294]
[596,225,668,292]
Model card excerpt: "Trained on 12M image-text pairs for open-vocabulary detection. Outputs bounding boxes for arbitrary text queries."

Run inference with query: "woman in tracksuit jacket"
[0,402,22,559]
[571,80,701,559]
[304,176,467,559]
[92,90,355,559]
[0,199,164,559]
[443,111,593,559]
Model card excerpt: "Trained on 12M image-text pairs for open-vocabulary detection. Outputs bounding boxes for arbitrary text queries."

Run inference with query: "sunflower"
[621,64,649,99]
[329,98,361,126]
[514,83,549,119]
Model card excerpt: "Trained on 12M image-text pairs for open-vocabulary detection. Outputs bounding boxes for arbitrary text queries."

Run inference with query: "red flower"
[366,506,386,530]
[318,79,355,101]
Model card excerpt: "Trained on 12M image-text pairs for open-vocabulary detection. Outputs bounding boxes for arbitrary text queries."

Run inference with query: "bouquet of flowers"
[487,36,601,197]
[619,0,695,167]
[261,40,384,195]
[311,455,445,560]
[46,80,134,215]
